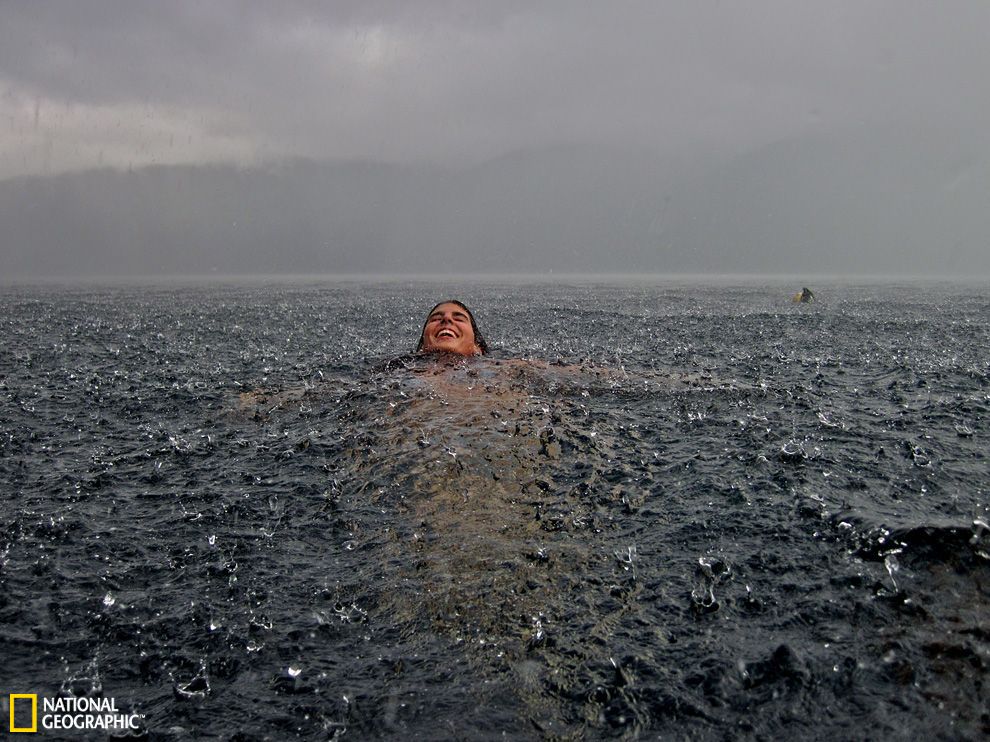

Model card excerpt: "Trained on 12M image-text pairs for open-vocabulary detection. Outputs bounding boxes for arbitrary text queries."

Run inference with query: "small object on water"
[792,287,815,303]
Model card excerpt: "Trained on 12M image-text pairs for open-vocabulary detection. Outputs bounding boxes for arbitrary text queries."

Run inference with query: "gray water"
[1,279,988,739]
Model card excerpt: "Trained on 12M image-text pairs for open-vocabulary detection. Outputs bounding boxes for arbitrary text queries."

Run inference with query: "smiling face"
[419,302,481,356]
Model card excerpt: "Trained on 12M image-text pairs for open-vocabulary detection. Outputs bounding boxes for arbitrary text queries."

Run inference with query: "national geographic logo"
[9,694,37,733]
[8,693,143,734]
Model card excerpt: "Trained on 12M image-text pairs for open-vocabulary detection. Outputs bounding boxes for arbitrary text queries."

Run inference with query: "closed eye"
[429,312,469,323]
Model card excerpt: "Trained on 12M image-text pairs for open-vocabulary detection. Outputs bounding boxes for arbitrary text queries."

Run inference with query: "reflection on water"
[329,355,635,734]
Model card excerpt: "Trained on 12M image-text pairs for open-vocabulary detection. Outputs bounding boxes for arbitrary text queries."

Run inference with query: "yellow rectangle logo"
[9,694,37,733]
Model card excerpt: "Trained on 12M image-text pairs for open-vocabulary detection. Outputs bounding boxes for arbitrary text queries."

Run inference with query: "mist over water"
[1,280,987,739]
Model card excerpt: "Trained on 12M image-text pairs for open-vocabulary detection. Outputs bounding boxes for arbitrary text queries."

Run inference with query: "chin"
[426,343,473,356]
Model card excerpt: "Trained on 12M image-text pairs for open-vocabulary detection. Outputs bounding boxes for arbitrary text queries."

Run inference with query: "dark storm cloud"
[3,1,988,171]
[0,1,530,111]
[1,1,989,277]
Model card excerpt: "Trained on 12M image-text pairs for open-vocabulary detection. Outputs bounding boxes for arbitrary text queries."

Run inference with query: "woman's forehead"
[431,302,469,316]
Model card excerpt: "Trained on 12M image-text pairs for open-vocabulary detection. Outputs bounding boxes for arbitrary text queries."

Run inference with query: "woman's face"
[420,302,480,356]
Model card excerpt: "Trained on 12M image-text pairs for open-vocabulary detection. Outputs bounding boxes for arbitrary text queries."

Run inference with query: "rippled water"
[1,279,988,739]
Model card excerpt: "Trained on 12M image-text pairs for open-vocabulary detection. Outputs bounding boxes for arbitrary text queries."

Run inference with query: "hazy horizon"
[5,269,989,286]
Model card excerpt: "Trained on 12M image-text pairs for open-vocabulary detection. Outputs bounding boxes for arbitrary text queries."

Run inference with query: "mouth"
[436,329,457,339]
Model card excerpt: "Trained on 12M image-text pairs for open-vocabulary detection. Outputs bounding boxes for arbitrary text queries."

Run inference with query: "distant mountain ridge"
[1,134,987,277]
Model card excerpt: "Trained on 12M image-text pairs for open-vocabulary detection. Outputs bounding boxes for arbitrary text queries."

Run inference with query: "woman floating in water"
[238,298,735,415]
[230,297,751,732]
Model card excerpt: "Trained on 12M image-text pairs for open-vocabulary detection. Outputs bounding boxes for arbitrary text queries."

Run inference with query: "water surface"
[1,280,987,739]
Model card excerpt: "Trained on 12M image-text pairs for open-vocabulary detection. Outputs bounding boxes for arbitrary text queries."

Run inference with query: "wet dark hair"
[416,300,488,355]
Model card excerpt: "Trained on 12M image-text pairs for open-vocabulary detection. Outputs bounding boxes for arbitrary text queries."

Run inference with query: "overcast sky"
[3,0,989,178]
